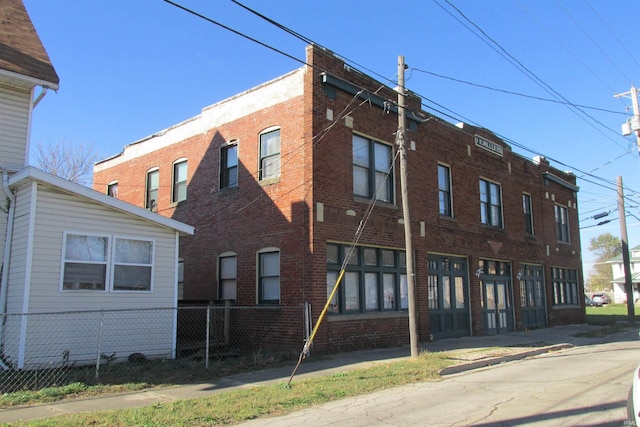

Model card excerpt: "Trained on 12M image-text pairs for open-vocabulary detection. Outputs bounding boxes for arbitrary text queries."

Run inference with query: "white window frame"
[479,178,503,228]
[146,167,159,212]
[107,181,118,198]
[60,232,155,293]
[352,134,394,203]
[171,159,188,204]
[438,163,453,217]
[258,127,281,182]
[220,140,239,189]
[257,247,280,304]
[218,252,237,300]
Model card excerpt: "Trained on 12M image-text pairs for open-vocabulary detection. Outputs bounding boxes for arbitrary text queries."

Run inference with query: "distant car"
[592,294,611,305]
[627,363,640,424]
[585,296,602,307]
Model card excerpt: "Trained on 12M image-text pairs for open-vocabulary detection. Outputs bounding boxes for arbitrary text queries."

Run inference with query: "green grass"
[585,303,640,325]
[8,352,453,427]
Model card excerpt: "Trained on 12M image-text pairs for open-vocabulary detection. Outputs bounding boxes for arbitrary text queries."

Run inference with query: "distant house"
[607,245,640,304]
[0,0,194,369]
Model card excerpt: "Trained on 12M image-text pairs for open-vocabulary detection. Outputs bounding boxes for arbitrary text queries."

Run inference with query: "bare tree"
[33,139,98,186]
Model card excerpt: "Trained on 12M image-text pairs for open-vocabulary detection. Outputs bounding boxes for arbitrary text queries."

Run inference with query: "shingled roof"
[0,0,59,87]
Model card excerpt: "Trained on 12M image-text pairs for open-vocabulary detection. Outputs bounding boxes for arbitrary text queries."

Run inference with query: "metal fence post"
[95,310,104,380]
[224,300,230,346]
[205,305,210,369]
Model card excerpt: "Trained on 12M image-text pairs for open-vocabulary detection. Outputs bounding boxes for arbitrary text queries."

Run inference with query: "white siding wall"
[2,181,34,367]
[0,84,30,170]
[6,182,181,368]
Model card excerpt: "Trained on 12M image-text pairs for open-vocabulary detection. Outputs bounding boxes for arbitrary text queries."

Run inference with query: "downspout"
[0,172,16,368]
[32,87,48,109]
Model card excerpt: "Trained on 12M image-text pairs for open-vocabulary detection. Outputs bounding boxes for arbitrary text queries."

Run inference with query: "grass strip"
[10,352,452,427]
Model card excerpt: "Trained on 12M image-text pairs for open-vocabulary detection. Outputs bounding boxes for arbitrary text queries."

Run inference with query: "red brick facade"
[93,45,585,353]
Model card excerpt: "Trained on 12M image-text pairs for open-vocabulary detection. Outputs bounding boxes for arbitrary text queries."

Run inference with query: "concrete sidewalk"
[0,324,622,424]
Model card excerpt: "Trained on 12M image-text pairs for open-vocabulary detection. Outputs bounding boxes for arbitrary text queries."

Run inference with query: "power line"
[435,0,629,152]
[162,0,640,211]
[410,68,626,115]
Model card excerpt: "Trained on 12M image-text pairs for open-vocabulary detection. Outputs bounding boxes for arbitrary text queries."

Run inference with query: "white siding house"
[1,168,194,369]
[0,1,195,370]
[607,245,640,304]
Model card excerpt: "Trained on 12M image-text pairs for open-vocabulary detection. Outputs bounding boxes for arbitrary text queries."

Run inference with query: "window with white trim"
[438,164,452,217]
[107,181,118,198]
[352,134,393,202]
[259,129,280,181]
[146,168,159,212]
[172,159,187,203]
[258,249,280,304]
[62,233,154,292]
[219,253,237,300]
[220,142,238,189]
[479,179,502,227]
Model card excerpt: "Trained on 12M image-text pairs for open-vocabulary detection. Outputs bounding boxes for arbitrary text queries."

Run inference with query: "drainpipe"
[0,172,16,365]
[32,87,48,108]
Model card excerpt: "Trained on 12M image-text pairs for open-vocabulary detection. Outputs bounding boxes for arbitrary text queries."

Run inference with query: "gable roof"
[0,0,59,88]
[8,167,194,235]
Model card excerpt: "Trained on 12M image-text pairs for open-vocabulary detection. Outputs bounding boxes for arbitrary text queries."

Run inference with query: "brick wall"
[93,45,584,353]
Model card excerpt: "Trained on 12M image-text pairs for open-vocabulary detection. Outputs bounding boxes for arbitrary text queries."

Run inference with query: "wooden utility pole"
[617,176,636,325]
[397,56,419,357]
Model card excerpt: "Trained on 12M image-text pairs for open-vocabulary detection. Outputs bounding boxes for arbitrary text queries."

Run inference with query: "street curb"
[438,343,574,376]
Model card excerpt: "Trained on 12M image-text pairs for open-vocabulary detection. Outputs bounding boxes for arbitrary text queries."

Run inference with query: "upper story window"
[438,164,452,217]
[555,204,569,242]
[172,160,188,203]
[220,142,238,189]
[259,129,280,181]
[218,253,237,300]
[61,233,154,292]
[146,168,159,212]
[523,193,533,235]
[107,181,118,198]
[479,179,502,228]
[352,134,393,203]
[258,249,280,304]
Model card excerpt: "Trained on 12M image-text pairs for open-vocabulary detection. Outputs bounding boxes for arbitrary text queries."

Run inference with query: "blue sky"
[23,0,640,278]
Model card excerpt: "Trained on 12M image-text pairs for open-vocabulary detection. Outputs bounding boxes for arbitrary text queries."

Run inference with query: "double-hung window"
[352,134,393,202]
[146,169,159,212]
[523,193,533,235]
[62,233,154,292]
[258,249,280,304]
[438,164,452,217]
[220,143,238,189]
[259,129,280,181]
[172,160,187,203]
[219,254,237,300]
[107,181,118,198]
[479,179,502,227]
[555,204,569,242]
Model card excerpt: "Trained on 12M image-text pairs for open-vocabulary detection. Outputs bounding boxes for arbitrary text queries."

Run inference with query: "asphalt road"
[241,332,640,426]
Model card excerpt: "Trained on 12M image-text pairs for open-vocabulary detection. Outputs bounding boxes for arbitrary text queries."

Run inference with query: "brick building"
[93,45,585,352]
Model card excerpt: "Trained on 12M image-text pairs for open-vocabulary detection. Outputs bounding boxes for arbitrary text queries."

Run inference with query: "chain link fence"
[0,304,310,393]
